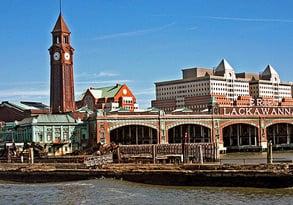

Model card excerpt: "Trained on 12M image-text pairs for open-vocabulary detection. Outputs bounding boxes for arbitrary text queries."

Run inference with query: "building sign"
[218,99,293,116]
[220,107,293,116]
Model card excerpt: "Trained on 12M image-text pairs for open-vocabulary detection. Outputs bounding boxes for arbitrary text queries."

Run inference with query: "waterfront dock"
[0,163,293,188]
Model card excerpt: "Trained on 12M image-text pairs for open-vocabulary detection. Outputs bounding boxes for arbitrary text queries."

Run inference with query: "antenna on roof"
[59,0,62,14]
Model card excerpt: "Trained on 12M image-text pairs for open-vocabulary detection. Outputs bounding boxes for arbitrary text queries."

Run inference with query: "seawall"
[0,163,292,188]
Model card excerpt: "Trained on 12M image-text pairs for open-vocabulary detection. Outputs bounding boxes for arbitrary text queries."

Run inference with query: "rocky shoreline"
[0,163,292,188]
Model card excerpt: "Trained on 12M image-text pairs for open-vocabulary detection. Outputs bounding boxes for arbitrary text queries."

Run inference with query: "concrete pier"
[0,163,292,188]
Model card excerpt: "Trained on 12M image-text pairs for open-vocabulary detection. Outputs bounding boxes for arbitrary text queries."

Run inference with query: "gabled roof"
[82,84,123,100]
[0,101,48,111]
[215,59,235,73]
[52,14,70,33]
[262,64,279,77]
[20,101,49,110]
[17,114,77,125]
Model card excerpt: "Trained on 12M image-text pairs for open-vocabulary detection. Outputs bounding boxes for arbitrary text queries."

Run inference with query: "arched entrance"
[223,124,258,148]
[168,124,211,143]
[110,125,158,145]
[267,123,293,145]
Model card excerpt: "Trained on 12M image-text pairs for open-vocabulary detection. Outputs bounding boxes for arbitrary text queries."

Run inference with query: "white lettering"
[261,108,270,115]
[271,108,277,115]
[230,108,238,115]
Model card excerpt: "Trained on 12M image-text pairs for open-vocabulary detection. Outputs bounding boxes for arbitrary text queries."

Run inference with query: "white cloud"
[0,89,49,98]
[133,88,154,96]
[96,71,118,77]
[187,26,198,31]
[200,16,293,23]
[76,71,119,80]
[94,22,175,40]
[75,79,132,85]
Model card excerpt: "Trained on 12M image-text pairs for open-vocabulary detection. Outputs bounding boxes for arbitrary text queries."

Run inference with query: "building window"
[47,128,52,141]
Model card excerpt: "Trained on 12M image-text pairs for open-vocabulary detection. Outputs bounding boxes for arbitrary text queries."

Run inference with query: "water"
[0,179,293,205]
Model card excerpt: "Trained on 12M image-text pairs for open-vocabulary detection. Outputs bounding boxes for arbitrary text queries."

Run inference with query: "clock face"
[64,52,71,60]
[122,89,128,95]
[53,52,60,61]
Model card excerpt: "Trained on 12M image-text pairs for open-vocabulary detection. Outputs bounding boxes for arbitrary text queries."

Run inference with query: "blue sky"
[1,0,293,108]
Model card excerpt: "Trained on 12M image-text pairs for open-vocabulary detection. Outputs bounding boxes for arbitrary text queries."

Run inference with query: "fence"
[118,143,217,163]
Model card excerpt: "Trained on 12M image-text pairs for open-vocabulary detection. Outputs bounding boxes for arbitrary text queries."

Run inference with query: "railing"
[118,143,217,163]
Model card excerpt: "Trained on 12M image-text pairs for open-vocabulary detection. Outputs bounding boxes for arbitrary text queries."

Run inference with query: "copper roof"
[52,14,70,33]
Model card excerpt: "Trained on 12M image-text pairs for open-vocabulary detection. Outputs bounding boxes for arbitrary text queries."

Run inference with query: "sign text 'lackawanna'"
[220,107,293,116]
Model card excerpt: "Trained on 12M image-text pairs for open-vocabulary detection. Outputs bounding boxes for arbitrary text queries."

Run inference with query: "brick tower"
[49,13,75,113]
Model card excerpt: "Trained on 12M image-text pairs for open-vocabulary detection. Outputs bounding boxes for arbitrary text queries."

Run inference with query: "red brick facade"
[49,14,75,114]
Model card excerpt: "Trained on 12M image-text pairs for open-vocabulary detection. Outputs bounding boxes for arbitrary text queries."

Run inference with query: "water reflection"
[0,179,292,205]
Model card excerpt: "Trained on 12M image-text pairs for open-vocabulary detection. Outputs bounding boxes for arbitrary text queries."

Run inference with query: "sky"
[1,0,293,108]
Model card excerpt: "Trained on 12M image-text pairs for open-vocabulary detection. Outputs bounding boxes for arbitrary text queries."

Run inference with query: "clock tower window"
[63,35,69,44]
[53,36,60,44]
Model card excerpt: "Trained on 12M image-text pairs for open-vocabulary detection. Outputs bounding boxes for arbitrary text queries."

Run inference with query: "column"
[237,125,240,146]
[136,126,139,144]
[254,127,257,146]
[200,126,203,142]
[187,125,191,143]
[229,126,232,146]
[180,126,183,143]
[116,129,119,143]
[122,127,125,144]
[248,126,251,146]
[150,128,153,144]
[142,126,145,143]
[129,126,131,144]
[173,128,175,143]
[287,124,290,144]
[193,125,195,143]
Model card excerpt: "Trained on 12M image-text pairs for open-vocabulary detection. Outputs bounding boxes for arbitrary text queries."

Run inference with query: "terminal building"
[152,59,293,112]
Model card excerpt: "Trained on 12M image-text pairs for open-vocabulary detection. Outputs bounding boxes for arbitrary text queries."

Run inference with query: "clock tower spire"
[49,13,75,113]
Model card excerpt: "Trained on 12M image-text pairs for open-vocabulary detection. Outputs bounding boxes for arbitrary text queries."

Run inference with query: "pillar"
[287,124,290,144]
[180,126,183,143]
[136,126,139,144]
[122,126,125,144]
[248,126,252,146]
[129,126,131,144]
[142,126,144,143]
[149,128,153,144]
[187,125,191,143]
[200,126,204,142]
[193,125,195,143]
[173,128,175,143]
[229,126,233,146]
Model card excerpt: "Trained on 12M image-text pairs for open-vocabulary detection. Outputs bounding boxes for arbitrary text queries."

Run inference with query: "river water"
[0,178,293,205]
[1,151,293,205]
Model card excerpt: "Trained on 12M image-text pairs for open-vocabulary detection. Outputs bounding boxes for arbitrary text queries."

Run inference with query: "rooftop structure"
[76,84,138,112]
[152,59,293,112]
[0,101,49,122]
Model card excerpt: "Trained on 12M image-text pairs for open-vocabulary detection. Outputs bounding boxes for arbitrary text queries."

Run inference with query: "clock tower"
[49,13,75,113]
